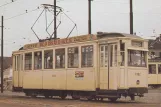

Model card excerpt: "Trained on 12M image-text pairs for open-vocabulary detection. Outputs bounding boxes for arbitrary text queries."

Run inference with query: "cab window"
[128,50,146,67]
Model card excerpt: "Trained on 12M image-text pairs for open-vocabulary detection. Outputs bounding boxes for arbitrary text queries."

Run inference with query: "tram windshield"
[128,50,146,67]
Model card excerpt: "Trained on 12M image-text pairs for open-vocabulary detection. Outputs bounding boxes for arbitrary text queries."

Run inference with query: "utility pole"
[54,0,57,39]
[88,0,92,34]
[1,16,4,93]
[130,0,133,34]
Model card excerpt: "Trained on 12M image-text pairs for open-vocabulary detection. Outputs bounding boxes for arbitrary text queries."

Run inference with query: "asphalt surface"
[0,89,160,107]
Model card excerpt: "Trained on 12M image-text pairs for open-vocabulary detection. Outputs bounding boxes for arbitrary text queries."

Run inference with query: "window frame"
[20,54,24,71]
[34,51,43,70]
[148,64,156,74]
[55,48,65,69]
[100,45,108,68]
[120,43,125,66]
[128,50,147,67]
[81,45,94,68]
[44,49,53,69]
[158,64,161,74]
[68,46,79,68]
[24,52,32,70]
[14,55,17,71]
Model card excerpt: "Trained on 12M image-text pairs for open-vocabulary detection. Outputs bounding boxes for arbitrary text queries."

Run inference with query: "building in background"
[148,35,161,59]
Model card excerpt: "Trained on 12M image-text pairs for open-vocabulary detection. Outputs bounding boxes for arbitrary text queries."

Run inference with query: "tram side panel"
[42,70,66,90]
[127,68,148,88]
[66,68,95,91]
[148,63,161,87]
[148,63,158,86]
[23,71,43,89]
[66,43,97,91]
[118,68,126,89]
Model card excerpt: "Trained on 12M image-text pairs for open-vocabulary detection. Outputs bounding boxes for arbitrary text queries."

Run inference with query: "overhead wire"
[0,0,20,8]
[4,6,42,21]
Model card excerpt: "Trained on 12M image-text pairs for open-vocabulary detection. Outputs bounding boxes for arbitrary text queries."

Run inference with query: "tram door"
[13,55,23,87]
[108,44,118,90]
[148,64,157,85]
[99,44,118,90]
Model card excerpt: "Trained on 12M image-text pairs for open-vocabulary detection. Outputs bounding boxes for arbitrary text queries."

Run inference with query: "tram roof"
[19,32,143,51]
[97,32,142,39]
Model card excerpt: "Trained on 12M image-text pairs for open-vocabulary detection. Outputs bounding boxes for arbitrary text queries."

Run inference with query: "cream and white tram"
[148,59,161,88]
[12,32,148,101]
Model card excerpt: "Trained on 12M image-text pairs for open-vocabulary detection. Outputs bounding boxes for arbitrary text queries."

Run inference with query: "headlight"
[136,80,140,85]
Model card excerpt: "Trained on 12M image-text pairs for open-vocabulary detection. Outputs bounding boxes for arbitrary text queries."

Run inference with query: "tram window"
[14,56,17,71]
[105,46,108,67]
[120,43,125,51]
[100,46,104,67]
[120,52,125,66]
[55,48,65,68]
[100,46,108,67]
[44,50,53,69]
[68,47,79,68]
[34,51,42,70]
[21,55,23,71]
[128,50,146,67]
[114,45,117,66]
[120,43,125,66]
[17,56,20,71]
[149,64,156,74]
[81,45,93,67]
[110,45,113,67]
[25,53,32,70]
[158,64,161,74]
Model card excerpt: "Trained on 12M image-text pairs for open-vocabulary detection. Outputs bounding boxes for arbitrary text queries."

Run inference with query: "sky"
[0,0,161,56]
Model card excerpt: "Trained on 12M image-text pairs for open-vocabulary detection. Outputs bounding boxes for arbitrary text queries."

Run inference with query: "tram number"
[135,73,141,76]
[52,75,56,77]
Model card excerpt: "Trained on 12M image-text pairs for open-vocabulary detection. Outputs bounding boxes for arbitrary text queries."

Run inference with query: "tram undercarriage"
[13,87,148,101]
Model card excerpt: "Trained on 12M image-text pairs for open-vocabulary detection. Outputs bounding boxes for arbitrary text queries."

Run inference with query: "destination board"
[24,34,97,50]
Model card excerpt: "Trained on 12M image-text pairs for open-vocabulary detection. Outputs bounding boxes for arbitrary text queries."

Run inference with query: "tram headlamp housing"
[136,80,140,85]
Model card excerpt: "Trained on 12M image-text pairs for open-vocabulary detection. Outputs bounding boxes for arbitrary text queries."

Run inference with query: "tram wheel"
[108,98,118,102]
[72,96,80,100]
[31,95,37,98]
[45,95,52,98]
[60,93,67,100]
[87,96,93,101]
[95,97,103,101]
[130,95,135,101]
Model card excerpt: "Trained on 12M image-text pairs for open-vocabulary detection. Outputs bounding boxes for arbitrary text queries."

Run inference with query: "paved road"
[0,89,160,107]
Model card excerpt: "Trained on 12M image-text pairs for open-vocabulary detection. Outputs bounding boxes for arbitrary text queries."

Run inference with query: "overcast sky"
[0,0,161,56]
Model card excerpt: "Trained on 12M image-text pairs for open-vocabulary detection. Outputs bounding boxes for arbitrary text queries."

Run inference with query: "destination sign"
[23,34,97,50]
[131,41,143,47]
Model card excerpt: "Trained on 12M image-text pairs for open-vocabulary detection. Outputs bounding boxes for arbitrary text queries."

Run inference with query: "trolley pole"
[130,0,133,34]
[54,0,57,39]
[1,16,4,93]
[88,0,92,34]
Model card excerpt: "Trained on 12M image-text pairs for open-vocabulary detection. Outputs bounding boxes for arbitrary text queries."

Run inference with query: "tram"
[12,32,148,101]
[148,58,161,88]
